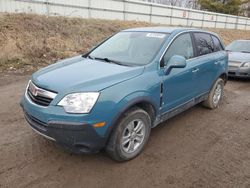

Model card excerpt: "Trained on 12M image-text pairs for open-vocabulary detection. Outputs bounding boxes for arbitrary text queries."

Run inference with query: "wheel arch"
[128,100,157,125]
[116,97,158,126]
[209,72,228,91]
[104,94,158,146]
[108,94,158,134]
[219,72,228,84]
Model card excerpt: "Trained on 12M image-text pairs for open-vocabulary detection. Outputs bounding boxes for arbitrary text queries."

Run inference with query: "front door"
[160,32,198,114]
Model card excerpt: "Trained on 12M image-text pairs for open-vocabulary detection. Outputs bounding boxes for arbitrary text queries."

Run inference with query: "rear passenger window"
[163,33,194,65]
[212,35,223,52]
[194,33,214,56]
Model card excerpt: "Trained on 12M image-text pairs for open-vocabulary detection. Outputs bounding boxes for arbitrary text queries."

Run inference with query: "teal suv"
[20,27,228,161]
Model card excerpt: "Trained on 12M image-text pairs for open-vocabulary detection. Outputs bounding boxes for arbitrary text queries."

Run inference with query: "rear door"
[191,32,224,95]
[211,34,228,76]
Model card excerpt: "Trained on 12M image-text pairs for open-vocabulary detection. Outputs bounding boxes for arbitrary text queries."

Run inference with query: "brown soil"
[0,13,250,74]
[0,76,249,188]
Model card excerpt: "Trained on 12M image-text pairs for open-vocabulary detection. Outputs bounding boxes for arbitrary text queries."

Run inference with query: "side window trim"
[210,34,216,52]
[160,32,194,68]
[209,34,214,52]
[159,31,224,68]
[190,32,198,57]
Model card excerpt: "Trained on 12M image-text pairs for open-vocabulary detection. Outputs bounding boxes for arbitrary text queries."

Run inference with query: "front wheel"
[106,107,151,162]
[202,78,224,109]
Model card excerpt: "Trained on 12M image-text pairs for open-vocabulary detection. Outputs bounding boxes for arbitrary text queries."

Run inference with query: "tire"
[202,78,224,109]
[106,107,151,162]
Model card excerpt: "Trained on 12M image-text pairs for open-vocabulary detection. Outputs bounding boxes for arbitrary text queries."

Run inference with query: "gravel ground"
[0,74,249,188]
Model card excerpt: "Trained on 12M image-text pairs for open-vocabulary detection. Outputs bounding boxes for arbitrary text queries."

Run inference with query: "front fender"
[106,91,159,134]
[93,68,161,138]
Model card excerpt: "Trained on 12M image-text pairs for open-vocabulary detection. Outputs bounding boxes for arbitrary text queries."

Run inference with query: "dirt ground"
[0,74,249,188]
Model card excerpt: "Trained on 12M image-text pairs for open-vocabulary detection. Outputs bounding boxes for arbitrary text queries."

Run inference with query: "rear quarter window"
[193,33,214,56]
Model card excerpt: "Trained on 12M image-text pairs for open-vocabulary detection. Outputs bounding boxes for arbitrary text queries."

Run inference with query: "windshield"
[89,31,169,66]
[226,40,250,53]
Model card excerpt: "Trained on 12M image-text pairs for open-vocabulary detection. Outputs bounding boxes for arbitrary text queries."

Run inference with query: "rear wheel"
[106,107,151,162]
[202,78,224,109]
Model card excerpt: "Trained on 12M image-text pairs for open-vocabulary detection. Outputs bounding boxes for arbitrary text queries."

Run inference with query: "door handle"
[192,68,199,73]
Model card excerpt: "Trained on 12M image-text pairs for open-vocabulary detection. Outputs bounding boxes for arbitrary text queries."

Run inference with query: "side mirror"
[164,55,187,75]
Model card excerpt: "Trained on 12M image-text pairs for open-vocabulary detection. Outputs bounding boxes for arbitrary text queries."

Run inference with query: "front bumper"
[20,95,109,153]
[228,67,250,78]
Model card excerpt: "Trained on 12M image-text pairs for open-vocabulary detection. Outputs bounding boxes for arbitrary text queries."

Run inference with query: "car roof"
[122,27,208,34]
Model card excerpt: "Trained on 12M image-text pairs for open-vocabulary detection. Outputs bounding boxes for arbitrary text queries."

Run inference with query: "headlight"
[242,62,250,68]
[58,92,100,113]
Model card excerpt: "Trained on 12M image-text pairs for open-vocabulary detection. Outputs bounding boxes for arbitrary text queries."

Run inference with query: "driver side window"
[163,33,194,66]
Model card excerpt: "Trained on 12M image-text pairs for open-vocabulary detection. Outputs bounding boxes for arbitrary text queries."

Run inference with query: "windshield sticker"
[146,33,166,38]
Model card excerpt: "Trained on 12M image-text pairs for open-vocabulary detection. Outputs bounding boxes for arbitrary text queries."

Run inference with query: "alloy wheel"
[213,83,222,105]
[121,119,146,154]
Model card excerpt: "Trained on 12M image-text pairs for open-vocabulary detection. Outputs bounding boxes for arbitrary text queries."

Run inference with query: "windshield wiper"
[93,57,129,66]
[86,54,94,59]
[240,51,250,53]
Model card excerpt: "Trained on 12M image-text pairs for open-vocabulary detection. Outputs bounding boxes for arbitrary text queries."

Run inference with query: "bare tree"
[185,0,200,9]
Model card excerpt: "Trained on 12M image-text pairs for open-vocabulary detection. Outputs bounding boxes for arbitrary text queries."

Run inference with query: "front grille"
[24,111,47,129]
[27,89,53,106]
[229,65,238,68]
[239,73,248,76]
[23,111,56,141]
[26,81,57,107]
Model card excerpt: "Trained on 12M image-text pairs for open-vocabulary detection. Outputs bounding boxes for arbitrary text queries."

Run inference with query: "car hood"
[32,55,144,93]
[228,52,250,63]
